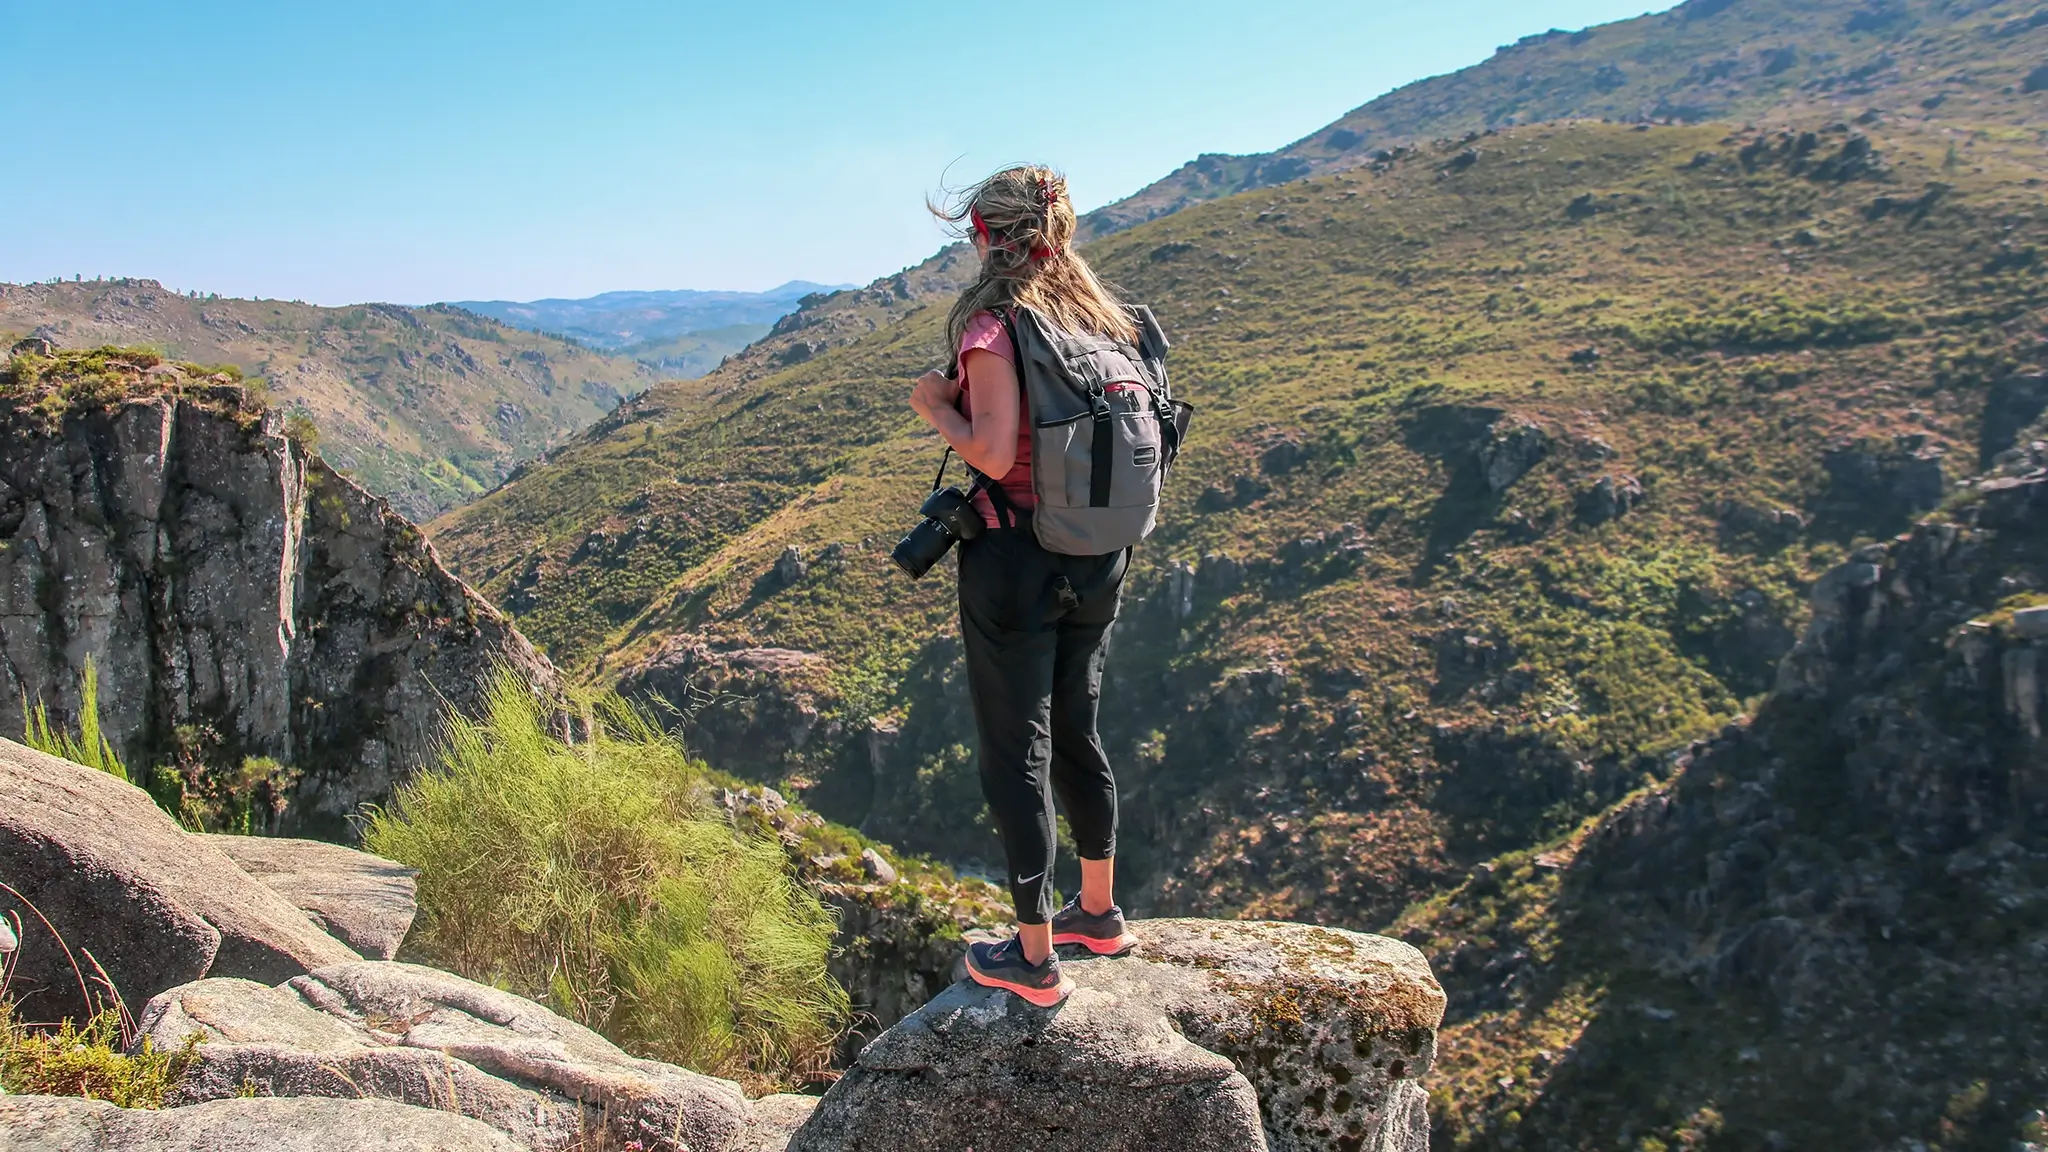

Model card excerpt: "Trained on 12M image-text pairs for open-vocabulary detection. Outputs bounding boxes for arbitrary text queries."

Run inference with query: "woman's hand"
[909,369,960,424]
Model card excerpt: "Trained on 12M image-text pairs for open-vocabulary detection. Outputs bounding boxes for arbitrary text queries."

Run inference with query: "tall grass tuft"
[21,656,128,782]
[364,671,848,1088]
[0,1002,199,1107]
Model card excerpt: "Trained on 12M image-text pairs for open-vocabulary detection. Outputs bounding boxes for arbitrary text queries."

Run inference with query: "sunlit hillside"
[0,279,652,520]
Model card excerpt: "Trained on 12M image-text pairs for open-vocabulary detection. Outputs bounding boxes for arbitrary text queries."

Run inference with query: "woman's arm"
[909,348,1020,477]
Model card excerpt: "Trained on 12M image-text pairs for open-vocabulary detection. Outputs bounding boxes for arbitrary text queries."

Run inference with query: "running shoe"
[964,937,1074,1007]
[1051,898,1139,956]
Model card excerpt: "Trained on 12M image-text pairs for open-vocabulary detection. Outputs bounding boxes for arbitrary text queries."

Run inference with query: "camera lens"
[891,517,958,579]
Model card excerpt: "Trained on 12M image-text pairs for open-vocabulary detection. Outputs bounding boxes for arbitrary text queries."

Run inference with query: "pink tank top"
[955,311,1033,529]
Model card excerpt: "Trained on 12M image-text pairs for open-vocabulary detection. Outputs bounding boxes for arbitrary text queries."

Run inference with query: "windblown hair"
[929,165,1139,356]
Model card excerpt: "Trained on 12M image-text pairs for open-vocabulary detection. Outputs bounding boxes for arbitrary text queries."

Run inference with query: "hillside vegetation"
[421,0,2048,1141]
[363,674,848,1088]
[0,279,651,520]
[434,106,2047,913]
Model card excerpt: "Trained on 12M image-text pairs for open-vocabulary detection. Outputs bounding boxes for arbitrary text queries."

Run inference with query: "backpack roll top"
[1001,305,1182,557]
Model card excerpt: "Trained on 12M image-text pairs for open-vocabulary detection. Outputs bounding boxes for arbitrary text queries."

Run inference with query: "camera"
[891,485,984,579]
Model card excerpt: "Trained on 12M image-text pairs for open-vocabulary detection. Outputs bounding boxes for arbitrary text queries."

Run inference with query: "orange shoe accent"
[1052,930,1139,956]
[966,964,1075,1007]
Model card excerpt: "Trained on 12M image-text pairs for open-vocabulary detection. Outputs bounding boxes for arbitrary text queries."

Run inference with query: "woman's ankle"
[1078,855,1116,916]
[1019,922,1054,965]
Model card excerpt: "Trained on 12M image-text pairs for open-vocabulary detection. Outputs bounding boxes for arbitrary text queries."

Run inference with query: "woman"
[908,165,1143,1007]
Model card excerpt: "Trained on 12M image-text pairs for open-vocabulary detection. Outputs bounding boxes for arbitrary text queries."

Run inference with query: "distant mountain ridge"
[451,280,852,381]
[1081,0,2048,236]
[450,281,852,366]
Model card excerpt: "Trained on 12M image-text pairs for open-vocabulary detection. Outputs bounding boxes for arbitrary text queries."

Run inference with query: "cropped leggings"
[957,526,1127,924]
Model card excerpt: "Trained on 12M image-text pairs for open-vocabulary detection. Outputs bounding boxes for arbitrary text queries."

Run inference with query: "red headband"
[971,205,1055,262]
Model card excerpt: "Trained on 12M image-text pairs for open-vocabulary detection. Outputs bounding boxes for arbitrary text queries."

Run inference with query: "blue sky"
[2,1,1674,306]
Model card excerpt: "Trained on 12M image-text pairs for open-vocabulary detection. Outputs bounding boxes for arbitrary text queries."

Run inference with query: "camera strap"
[932,447,1015,527]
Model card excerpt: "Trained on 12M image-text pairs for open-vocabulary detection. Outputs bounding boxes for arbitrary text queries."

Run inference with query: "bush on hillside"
[363,672,847,1088]
[0,345,250,430]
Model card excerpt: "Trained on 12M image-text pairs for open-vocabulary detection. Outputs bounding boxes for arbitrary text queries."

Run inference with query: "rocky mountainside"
[1400,455,2048,1149]
[0,280,653,520]
[0,348,555,839]
[415,2,2048,1140]
[1085,0,2048,237]
[430,111,2048,922]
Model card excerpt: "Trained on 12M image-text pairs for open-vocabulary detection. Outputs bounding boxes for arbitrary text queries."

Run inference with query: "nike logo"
[1017,871,1046,885]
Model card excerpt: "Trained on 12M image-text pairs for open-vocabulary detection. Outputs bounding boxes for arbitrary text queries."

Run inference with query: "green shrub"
[0,1002,199,1108]
[363,672,847,1089]
[21,656,127,782]
[1617,294,1918,353]
[284,410,320,453]
[148,754,301,835]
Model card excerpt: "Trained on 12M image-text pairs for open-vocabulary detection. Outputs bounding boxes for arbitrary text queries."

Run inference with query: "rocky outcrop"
[135,961,760,1152]
[1811,434,1948,539]
[0,390,556,838]
[623,637,836,781]
[1979,373,2048,468]
[0,738,359,1025]
[790,979,1270,1152]
[0,1095,524,1152]
[737,1095,823,1152]
[1476,419,1552,493]
[798,920,1444,1152]
[201,834,418,960]
[1574,473,1644,526]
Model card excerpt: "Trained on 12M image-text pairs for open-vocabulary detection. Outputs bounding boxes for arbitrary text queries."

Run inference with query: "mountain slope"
[432,113,2048,931]
[1084,0,2048,236]
[1400,456,2048,1149]
[658,0,2047,407]
[0,279,652,521]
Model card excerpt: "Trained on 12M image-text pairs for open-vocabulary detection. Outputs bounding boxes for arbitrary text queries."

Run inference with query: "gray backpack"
[992,305,1191,556]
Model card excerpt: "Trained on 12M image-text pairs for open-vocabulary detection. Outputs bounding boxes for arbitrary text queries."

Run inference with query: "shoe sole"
[965,962,1076,1007]
[1052,930,1139,956]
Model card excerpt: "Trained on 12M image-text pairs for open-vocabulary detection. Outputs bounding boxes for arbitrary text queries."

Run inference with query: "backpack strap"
[982,478,1024,529]
[1088,392,1114,508]
[982,308,1031,530]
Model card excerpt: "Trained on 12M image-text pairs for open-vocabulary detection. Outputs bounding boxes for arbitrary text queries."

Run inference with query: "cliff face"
[0,384,554,838]
[1409,451,2048,1149]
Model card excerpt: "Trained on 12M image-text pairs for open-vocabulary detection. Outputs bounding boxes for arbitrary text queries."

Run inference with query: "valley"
[5,0,2047,1145]
[419,0,2048,1144]
[453,282,852,377]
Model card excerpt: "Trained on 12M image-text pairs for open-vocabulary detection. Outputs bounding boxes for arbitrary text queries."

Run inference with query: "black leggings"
[957,527,1126,924]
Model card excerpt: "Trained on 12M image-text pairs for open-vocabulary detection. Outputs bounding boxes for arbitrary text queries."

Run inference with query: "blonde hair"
[929,165,1139,356]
